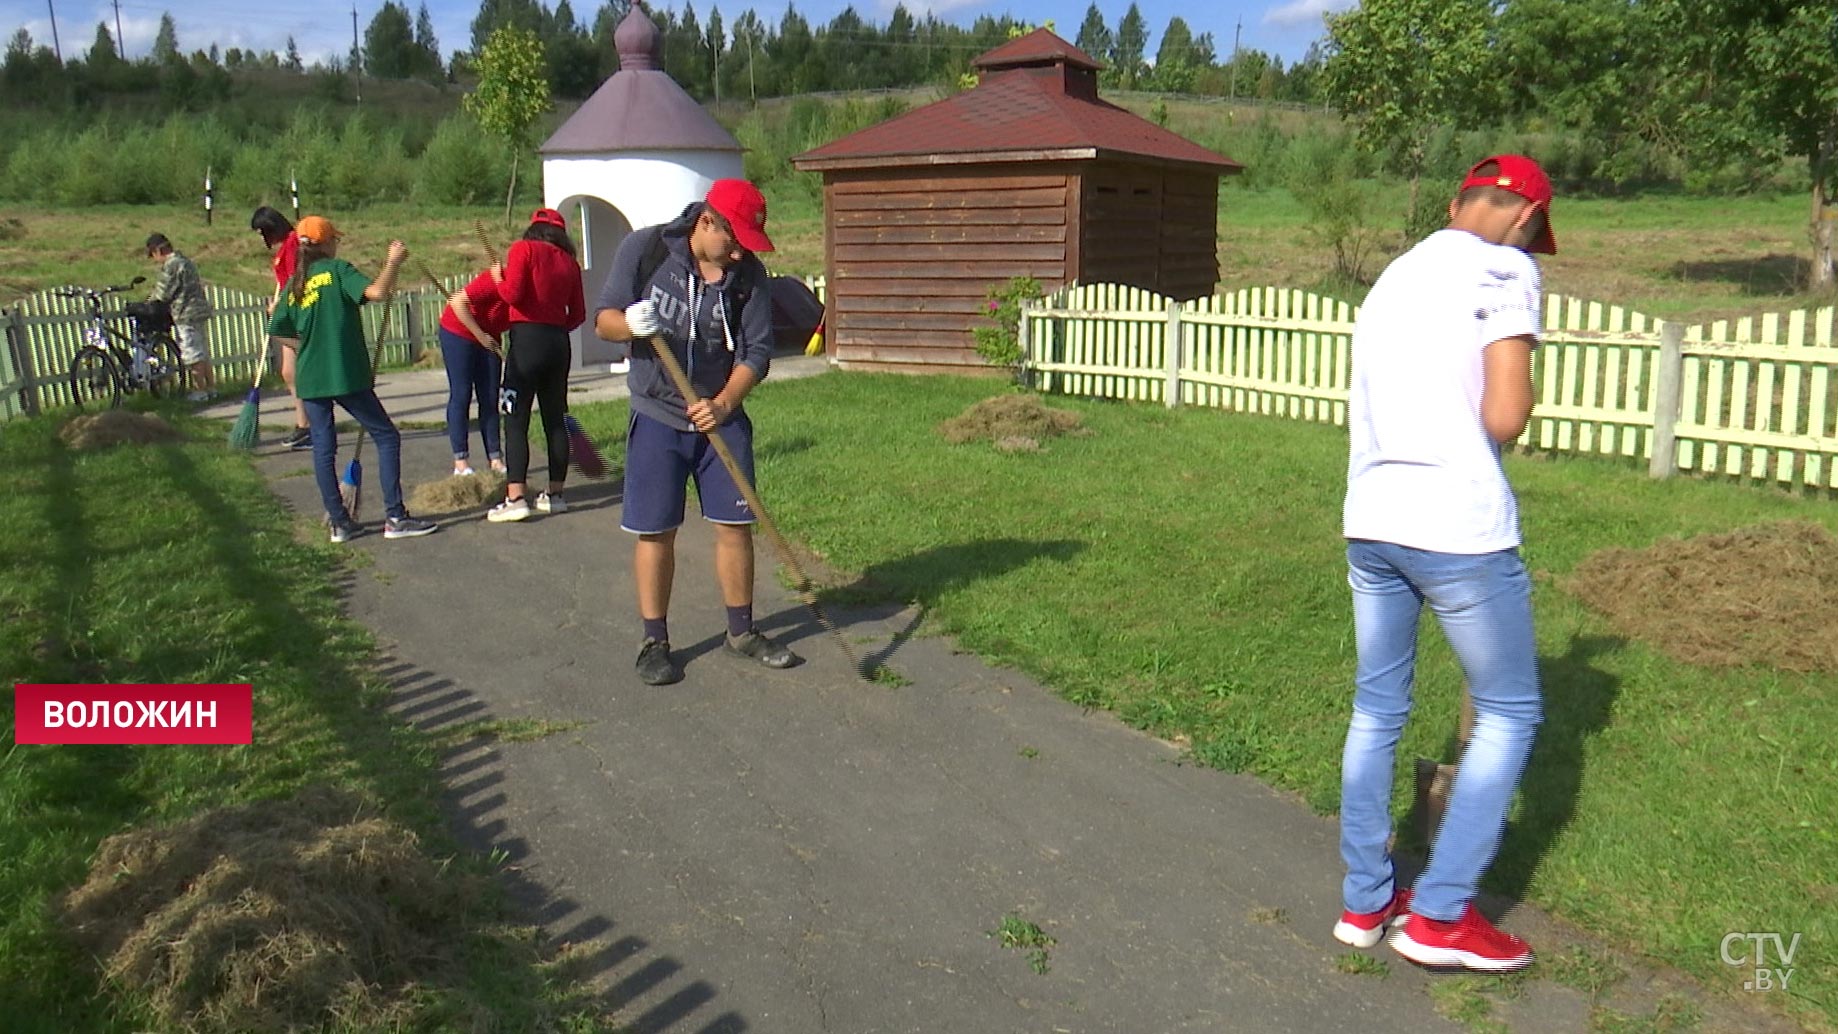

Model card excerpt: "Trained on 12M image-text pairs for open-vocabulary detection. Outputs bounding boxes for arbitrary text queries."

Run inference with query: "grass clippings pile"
[938,393,1086,452]
[60,784,478,1034]
[1564,520,1838,673]
[408,470,506,516]
[58,410,182,450]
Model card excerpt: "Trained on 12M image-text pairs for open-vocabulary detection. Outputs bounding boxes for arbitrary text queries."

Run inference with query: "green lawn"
[713,371,1836,1031]
[0,402,611,1032]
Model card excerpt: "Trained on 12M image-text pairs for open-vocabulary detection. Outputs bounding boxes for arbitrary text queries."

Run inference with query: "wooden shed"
[791,29,1242,373]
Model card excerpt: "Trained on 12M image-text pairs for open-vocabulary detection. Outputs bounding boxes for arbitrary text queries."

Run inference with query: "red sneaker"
[1333,887,1412,949]
[1390,904,1534,972]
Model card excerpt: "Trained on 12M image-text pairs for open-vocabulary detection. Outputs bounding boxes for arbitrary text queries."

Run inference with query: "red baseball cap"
[1459,155,1556,255]
[705,179,774,253]
[530,208,567,228]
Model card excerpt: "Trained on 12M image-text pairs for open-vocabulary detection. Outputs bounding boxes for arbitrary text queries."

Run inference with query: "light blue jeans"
[1341,539,1542,921]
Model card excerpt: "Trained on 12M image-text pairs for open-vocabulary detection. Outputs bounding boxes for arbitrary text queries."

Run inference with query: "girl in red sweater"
[489,208,586,522]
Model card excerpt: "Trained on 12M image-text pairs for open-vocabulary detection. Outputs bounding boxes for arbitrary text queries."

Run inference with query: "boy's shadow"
[1395,634,1623,908]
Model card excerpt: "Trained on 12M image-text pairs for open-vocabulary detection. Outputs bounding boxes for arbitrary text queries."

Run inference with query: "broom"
[227,327,272,450]
[648,334,871,684]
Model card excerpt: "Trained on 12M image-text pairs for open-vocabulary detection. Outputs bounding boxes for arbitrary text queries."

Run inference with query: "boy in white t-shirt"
[1331,156,1555,973]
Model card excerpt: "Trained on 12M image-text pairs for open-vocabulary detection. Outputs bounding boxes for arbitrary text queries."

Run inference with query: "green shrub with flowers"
[972,276,1044,385]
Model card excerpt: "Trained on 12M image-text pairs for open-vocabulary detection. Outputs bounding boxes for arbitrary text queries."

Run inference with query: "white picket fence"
[1023,283,1838,490]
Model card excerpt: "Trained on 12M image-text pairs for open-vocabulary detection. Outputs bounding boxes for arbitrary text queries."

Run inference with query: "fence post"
[1165,299,1183,408]
[1015,299,1033,391]
[404,294,423,365]
[5,306,41,417]
[1648,320,1685,479]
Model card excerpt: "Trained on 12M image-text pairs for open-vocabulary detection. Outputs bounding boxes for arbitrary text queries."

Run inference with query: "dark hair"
[1457,161,1524,209]
[250,206,295,249]
[144,232,172,256]
[521,222,577,261]
[286,240,333,306]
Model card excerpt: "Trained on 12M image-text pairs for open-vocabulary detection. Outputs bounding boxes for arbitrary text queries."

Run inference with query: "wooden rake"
[647,334,872,684]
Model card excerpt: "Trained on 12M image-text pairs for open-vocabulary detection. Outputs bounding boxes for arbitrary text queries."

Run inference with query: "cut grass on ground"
[0,400,614,1032]
[710,371,1837,1032]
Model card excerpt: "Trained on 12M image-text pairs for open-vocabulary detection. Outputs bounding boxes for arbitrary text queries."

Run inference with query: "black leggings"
[503,322,571,486]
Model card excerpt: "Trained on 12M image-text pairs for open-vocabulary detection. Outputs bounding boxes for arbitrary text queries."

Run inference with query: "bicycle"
[59,277,189,410]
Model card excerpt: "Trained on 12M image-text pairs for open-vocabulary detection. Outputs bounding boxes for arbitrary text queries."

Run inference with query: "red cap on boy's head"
[1459,154,1557,255]
[704,179,774,254]
[530,208,567,228]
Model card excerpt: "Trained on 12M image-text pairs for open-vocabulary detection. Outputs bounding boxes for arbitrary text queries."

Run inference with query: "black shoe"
[284,427,313,451]
[636,637,682,685]
[724,630,800,669]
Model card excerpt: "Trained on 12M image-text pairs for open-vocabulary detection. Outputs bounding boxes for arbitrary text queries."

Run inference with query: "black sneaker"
[636,637,682,685]
[383,515,439,539]
[724,630,800,669]
[284,427,313,451]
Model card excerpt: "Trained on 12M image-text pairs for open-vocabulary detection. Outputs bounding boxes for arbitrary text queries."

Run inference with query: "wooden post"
[1015,298,1033,391]
[3,307,38,417]
[1165,299,1183,408]
[404,295,423,365]
[1648,320,1685,479]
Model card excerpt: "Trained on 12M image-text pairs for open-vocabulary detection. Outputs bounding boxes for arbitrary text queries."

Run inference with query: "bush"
[415,115,507,206]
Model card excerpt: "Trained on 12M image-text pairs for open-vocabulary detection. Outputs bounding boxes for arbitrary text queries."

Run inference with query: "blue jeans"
[438,327,502,462]
[1341,540,1542,921]
[303,390,407,523]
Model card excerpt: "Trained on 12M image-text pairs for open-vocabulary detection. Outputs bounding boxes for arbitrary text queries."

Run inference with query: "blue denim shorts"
[620,410,756,534]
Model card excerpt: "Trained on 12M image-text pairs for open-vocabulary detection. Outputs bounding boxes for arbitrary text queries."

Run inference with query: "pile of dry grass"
[1564,520,1838,673]
[937,393,1086,451]
[408,470,506,516]
[61,784,478,1034]
[58,411,182,450]
[412,348,444,370]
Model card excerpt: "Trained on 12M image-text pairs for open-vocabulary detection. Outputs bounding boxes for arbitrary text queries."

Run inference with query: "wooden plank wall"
[1077,164,1218,301]
[825,169,1070,372]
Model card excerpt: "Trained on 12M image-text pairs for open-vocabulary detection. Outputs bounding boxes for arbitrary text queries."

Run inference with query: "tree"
[1110,3,1147,89]
[415,3,443,78]
[285,36,303,72]
[1648,0,1838,287]
[1320,0,1501,241]
[151,13,180,64]
[1152,16,1196,92]
[1075,3,1112,64]
[87,23,120,70]
[471,0,545,57]
[365,2,418,79]
[464,25,552,224]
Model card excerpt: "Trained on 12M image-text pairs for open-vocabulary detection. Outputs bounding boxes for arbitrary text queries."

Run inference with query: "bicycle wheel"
[143,334,189,399]
[67,345,122,410]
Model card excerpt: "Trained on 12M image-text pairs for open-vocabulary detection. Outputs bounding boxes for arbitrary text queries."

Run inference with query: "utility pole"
[746,28,755,106]
[112,0,124,58]
[45,0,62,62]
[1228,16,1241,102]
[351,3,363,104]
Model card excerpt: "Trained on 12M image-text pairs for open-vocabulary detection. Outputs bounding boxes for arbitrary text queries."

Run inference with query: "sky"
[3,0,1350,71]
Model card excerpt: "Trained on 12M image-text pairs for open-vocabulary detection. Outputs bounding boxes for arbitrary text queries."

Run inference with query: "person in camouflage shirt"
[145,232,215,399]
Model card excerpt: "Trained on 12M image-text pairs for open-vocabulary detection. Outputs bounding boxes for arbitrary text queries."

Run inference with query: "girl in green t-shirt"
[267,215,436,543]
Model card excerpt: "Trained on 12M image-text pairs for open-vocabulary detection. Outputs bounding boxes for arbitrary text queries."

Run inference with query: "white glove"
[624,299,661,339]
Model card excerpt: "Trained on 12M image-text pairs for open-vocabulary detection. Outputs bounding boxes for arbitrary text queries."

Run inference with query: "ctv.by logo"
[1721,932,1800,992]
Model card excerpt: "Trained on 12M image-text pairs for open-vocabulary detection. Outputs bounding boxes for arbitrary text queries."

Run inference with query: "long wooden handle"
[646,334,869,681]
[419,261,500,356]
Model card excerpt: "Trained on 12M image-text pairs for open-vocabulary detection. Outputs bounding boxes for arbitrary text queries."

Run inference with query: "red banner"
[13,684,253,745]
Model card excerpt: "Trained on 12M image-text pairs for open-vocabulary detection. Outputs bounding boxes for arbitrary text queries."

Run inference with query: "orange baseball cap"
[295,215,344,245]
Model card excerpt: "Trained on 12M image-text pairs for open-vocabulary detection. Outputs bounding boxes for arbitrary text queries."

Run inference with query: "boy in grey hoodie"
[594,179,799,686]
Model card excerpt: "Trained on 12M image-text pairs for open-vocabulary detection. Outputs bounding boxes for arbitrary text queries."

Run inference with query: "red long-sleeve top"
[498,239,585,331]
[438,270,513,343]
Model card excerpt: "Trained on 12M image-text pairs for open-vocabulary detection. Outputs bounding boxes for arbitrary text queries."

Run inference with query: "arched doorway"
[558,194,634,366]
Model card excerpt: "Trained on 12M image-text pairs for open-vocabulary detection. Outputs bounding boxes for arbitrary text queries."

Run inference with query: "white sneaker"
[454,465,477,477]
[186,390,212,402]
[536,491,567,514]
[487,496,531,522]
